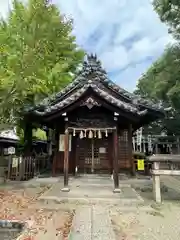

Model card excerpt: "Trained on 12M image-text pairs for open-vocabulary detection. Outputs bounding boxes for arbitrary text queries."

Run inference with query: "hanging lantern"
[88,130,93,138]
[79,130,83,139]
[94,130,97,138]
[143,139,146,153]
[73,128,76,137]
[132,137,135,151]
[98,130,102,139]
[147,135,152,152]
[84,129,87,138]
[105,129,108,137]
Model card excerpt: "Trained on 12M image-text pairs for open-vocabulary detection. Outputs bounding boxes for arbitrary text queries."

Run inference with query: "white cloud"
[56,0,173,90]
[0,1,12,18]
[111,61,154,92]
[100,46,129,71]
[0,0,174,91]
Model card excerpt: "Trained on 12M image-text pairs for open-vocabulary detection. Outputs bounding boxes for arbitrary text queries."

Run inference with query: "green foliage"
[32,128,47,141]
[153,0,180,39]
[0,0,85,126]
[136,45,180,109]
[136,44,180,135]
[136,1,180,135]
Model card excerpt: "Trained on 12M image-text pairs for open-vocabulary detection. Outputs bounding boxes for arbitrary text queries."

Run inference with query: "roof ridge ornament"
[82,54,107,76]
[87,53,97,62]
[80,97,101,109]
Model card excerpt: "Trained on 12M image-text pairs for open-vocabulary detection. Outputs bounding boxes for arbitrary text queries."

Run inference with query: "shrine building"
[23,54,165,192]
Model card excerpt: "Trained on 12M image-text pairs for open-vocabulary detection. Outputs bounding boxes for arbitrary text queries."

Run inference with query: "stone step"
[38,196,144,208]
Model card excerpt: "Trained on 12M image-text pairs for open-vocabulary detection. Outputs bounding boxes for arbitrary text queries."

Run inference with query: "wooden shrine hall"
[23,54,165,192]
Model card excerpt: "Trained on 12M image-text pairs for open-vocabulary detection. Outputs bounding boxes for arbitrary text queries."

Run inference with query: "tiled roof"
[26,54,164,117]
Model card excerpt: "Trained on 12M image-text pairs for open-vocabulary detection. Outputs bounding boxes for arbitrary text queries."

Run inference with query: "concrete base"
[61,187,70,192]
[113,188,121,193]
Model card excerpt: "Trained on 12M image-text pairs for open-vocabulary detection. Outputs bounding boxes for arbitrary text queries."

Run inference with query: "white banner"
[59,134,72,152]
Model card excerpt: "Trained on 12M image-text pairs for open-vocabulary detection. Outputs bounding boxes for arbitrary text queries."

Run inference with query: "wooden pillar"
[108,136,113,174]
[52,129,59,177]
[177,137,180,154]
[61,129,70,192]
[46,129,53,156]
[24,121,32,156]
[46,128,52,170]
[113,128,120,193]
[74,136,78,176]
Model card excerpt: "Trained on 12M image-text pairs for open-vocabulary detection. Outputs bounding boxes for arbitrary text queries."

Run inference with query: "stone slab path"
[69,205,116,240]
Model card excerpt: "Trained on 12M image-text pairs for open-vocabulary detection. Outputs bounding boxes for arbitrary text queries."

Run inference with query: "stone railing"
[149,154,180,203]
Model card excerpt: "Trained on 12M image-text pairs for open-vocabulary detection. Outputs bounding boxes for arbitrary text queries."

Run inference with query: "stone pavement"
[111,201,180,240]
[36,175,143,239]
[161,175,180,192]
[30,175,180,239]
[39,175,144,205]
[69,205,116,240]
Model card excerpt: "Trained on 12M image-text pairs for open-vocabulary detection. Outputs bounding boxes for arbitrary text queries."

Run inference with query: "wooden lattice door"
[76,138,110,173]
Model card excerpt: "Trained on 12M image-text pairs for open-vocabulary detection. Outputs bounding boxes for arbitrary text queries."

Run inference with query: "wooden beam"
[45,89,140,123]
[61,129,70,192]
[93,92,140,123]
[45,90,89,121]
[113,128,120,193]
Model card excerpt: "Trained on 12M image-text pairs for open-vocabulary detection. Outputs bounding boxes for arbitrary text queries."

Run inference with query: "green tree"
[135,0,180,135]
[33,129,47,141]
[136,45,180,109]
[135,44,180,135]
[0,0,85,127]
[153,0,180,39]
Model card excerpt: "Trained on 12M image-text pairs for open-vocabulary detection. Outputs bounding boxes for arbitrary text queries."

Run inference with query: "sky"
[0,0,174,92]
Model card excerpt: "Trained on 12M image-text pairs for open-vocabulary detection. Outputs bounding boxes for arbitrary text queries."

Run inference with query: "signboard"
[8,147,15,155]
[12,157,18,168]
[137,159,145,171]
[99,147,106,154]
[59,134,72,152]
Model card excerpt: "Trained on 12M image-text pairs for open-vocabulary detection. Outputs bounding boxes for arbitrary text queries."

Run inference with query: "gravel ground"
[110,176,180,240]
[0,183,75,240]
[111,202,180,240]
[1,176,180,239]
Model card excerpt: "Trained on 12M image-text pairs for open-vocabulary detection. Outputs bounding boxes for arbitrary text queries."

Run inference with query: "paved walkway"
[39,175,143,206]
[69,205,115,240]
[29,175,180,239]
[162,175,180,192]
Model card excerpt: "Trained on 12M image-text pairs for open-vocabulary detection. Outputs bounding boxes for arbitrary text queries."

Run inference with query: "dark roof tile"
[26,54,164,117]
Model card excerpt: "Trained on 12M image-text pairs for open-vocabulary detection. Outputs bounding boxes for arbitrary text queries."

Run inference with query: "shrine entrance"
[76,137,111,174]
